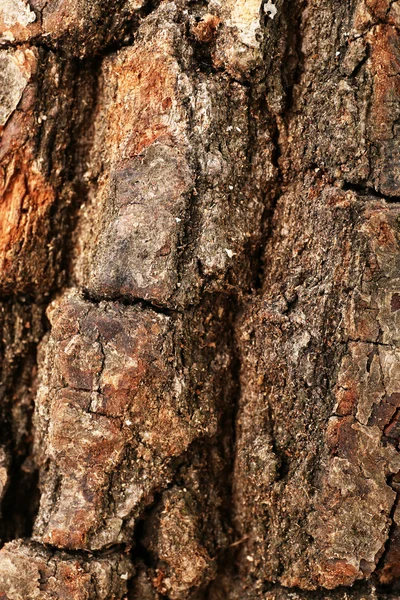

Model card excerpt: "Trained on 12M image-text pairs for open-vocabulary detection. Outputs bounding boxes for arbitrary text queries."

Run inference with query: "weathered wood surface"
[0,0,399,598]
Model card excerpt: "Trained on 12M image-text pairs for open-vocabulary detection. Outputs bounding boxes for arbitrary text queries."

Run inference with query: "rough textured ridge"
[234,184,400,590]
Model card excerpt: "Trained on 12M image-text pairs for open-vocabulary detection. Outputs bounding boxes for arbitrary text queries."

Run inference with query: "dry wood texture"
[0,0,399,598]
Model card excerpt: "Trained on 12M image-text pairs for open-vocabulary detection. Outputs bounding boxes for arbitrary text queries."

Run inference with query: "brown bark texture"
[0,0,399,598]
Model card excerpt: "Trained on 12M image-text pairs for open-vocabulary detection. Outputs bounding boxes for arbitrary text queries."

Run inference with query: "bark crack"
[342,181,400,203]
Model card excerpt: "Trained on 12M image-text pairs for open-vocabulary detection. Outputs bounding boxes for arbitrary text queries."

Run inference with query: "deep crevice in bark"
[0,23,106,552]
[342,181,400,203]
[81,288,180,316]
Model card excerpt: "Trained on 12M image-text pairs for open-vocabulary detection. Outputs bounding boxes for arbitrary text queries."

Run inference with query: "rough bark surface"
[0,0,399,599]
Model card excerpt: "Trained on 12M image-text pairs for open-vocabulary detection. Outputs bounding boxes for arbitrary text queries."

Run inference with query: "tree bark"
[0,0,399,598]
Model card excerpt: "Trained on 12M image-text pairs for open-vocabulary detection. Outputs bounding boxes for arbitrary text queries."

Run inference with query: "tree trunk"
[0,0,399,598]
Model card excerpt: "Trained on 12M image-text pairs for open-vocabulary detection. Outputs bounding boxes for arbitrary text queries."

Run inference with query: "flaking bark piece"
[210,0,273,79]
[0,48,59,295]
[0,539,133,600]
[142,487,216,599]
[0,448,9,508]
[0,47,95,297]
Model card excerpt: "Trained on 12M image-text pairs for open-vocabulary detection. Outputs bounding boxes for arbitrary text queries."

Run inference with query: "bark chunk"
[33,291,229,550]
[77,2,272,308]
[285,0,400,196]
[143,488,216,599]
[0,540,133,600]
[234,184,400,589]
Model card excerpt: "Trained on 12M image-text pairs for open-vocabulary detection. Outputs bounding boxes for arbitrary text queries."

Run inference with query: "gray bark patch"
[0,52,29,126]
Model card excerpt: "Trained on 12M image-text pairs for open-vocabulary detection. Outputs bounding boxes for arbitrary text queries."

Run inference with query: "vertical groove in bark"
[0,44,102,546]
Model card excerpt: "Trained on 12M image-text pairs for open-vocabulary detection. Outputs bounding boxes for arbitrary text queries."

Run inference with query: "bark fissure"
[342,182,400,203]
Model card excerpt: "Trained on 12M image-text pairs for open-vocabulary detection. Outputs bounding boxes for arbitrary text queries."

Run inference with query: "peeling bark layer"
[0,0,399,599]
